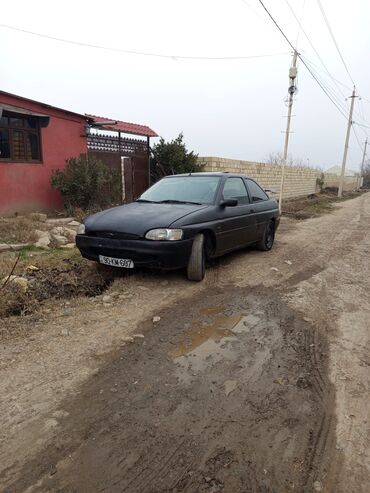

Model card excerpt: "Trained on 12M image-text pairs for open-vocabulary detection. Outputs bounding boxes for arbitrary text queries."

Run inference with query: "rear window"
[246,179,268,202]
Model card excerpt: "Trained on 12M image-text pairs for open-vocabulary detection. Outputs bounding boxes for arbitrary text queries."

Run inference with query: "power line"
[302,54,370,124]
[300,55,369,126]
[316,0,355,86]
[257,0,348,120]
[294,0,306,49]
[0,23,290,61]
[301,57,349,113]
[355,122,370,130]
[358,99,367,122]
[352,98,370,129]
[240,0,267,22]
[302,58,369,133]
[354,125,369,139]
[352,124,364,153]
[300,57,351,90]
[303,58,351,90]
[303,56,370,132]
[257,0,297,53]
[302,65,348,119]
[353,121,370,140]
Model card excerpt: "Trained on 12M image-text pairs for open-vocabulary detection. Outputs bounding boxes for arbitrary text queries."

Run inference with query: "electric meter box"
[289,67,298,79]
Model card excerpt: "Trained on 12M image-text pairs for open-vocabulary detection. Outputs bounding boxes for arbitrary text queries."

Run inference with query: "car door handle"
[250,209,255,213]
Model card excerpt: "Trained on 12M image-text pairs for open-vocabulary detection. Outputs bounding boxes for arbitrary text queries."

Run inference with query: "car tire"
[257,220,275,251]
[187,233,206,281]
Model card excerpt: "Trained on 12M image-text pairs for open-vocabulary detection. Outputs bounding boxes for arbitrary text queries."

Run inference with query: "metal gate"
[121,155,149,203]
[88,150,149,204]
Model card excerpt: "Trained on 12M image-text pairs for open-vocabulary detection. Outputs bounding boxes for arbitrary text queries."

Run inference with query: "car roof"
[164,172,253,179]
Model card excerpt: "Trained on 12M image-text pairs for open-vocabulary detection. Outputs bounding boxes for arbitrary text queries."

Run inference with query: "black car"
[76,172,280,281]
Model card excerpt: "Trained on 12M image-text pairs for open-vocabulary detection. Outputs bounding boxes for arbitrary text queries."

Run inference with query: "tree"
[51,154,121,212]
[150,133,201,182]
[266,152,311,169]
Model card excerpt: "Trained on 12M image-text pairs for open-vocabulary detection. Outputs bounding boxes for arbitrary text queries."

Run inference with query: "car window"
[222,178,250,205]
[246,179,268,202]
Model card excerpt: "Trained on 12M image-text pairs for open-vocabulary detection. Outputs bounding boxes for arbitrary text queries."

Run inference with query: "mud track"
[6,286,334,492]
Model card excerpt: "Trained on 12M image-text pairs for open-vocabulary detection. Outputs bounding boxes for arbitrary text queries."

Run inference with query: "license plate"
[99,255,134,268]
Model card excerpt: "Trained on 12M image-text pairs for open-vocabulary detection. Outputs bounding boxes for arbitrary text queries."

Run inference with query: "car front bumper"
[76,234,194,270]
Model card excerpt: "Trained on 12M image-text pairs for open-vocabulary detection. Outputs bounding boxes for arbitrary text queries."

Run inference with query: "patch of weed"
[0,217,38,244]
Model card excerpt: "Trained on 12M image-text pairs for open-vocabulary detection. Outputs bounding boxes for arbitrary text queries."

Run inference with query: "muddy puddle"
[171,306,240,356]
[171,306,276,385]
[171,307,242,383]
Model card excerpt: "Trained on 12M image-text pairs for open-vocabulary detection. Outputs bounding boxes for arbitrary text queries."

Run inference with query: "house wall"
[0,93,87,215]
[198,157,361,199]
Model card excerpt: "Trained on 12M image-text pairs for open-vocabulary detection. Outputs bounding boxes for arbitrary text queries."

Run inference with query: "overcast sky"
[2,0,370,170]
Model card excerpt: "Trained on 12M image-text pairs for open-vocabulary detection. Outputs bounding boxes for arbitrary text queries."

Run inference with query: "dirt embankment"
[0,255,114,320]
[282,189,363,219]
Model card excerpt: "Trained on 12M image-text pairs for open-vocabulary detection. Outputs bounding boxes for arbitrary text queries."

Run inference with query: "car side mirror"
[220,198,238,207]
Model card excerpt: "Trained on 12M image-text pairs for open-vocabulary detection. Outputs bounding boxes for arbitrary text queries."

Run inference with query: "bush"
[0,282,34,318]
[150,133,202,182]
[51,154,121,213]
[316,173,325,192]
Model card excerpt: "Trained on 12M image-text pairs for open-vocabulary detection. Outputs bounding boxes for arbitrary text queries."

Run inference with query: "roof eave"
[0,90,86,119]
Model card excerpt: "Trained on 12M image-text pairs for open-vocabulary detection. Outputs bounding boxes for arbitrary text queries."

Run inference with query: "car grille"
[87,231,141,240]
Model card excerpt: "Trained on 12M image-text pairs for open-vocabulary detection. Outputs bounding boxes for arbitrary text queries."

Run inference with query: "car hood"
[84,202,210,237]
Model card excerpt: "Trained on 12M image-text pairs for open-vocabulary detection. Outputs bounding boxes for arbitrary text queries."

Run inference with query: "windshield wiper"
[158,199,202,205]
[135,199,159,203]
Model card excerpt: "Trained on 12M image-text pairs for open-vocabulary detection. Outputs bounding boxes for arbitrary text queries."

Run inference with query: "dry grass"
[0,282,37,319]
[0,248,114,318]
[0,217,39,244]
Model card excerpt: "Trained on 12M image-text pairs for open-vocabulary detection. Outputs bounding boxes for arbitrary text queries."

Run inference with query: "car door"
[215,177,257,254]
[245,178,274,238]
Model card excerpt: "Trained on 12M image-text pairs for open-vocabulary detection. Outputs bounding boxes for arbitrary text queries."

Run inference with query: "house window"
[0,112,41,162]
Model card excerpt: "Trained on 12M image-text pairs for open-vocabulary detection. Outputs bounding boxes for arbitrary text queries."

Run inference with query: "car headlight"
[145,228,183,241]
[77,223,86,235]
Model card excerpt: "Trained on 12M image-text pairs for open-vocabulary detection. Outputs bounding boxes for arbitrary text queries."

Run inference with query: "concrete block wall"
[198,157,360,199]
[324,172,361,191]
[198,157,320,199]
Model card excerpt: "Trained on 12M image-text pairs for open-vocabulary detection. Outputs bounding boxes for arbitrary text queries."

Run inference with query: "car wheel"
[257,220,275,251]
[187,233,206,281]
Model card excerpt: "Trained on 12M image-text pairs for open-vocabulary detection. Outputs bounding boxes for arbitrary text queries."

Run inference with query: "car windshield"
[138,176,221,205]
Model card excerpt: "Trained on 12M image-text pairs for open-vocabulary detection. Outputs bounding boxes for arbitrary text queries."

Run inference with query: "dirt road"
[1,193,370,492]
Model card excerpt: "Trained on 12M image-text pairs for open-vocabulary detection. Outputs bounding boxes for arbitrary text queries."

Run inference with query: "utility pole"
[279,50,298,214]
[338,87,357,198]
[360,138,368,186]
